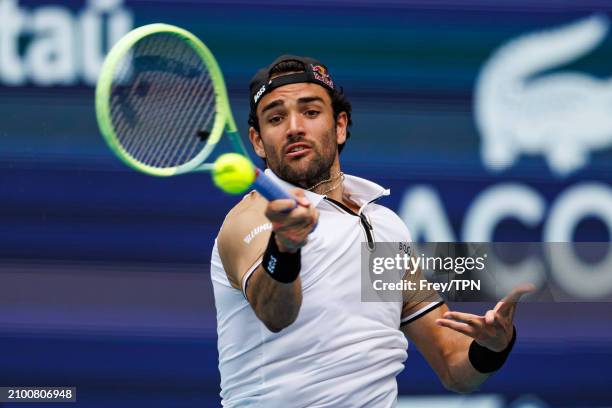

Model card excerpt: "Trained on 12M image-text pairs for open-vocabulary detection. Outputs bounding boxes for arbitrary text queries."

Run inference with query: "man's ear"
[249,127,266,159]
[335,112,348,145]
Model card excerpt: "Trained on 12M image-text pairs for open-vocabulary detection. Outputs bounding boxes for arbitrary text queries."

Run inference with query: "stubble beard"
[265,128,338,189]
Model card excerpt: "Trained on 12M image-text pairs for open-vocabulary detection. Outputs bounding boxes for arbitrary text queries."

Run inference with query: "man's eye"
[305,110,320,118]
[268,115,282,124]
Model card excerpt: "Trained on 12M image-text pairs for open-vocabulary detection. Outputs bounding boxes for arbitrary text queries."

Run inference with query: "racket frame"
[96,23,248,176]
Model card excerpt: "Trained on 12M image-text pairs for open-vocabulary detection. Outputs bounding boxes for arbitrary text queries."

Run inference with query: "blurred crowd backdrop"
[1,0,611,407]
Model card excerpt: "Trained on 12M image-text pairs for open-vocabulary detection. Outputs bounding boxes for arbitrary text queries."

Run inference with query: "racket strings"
[112,36,175,162]
[167,54,216,164]
[109,32,218,169]
[151,44,217,168]
[117,37,175,162]
[172,79,216,167]
[136,37,199,166]
[156,45,215,168]
[130,35,200,166]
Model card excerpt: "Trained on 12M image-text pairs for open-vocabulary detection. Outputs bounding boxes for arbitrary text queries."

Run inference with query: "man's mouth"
[285,143,311,158]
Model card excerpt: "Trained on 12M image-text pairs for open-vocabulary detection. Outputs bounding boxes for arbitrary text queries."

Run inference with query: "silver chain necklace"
[307,171,344,195]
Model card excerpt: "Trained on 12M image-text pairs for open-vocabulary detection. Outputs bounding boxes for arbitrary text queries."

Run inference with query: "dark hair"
[248,60,352,153]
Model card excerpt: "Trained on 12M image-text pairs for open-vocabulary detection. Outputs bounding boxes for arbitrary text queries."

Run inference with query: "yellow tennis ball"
[212,153,256,194]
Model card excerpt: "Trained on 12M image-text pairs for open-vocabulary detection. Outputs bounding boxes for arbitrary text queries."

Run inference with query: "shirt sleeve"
[217,192,272,294]
[385,212,445,326]
[400,265,444,326]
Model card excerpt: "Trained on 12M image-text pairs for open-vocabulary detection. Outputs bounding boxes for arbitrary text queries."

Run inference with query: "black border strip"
[400,301,445,327]
[242,259,263,301]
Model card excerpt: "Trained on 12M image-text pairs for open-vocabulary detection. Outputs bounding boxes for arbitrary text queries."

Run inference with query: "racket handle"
[252,168,294,202]
[252,168,317,231]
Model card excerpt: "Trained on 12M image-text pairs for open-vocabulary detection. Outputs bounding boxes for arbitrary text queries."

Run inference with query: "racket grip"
[253,168,316,231]
[252,168,294,202]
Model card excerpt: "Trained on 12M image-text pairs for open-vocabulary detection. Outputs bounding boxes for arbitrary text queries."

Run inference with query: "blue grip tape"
[253,171,294,202]
[253,170,317,232]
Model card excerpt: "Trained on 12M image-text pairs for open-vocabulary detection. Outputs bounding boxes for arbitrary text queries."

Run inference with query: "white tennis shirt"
[210,170,441,407]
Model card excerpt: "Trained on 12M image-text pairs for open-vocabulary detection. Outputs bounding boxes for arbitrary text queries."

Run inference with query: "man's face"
[249,82,347,188]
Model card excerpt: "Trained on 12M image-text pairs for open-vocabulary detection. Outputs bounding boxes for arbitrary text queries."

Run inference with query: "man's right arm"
[246,265,303,333]
[247,188,317,332]
[219,188,317,333]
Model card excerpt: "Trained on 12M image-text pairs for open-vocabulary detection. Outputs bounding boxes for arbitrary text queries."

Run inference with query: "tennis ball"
[212,153,256,194]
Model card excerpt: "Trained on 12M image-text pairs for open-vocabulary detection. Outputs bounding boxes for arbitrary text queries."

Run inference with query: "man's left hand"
[435,283,535,352]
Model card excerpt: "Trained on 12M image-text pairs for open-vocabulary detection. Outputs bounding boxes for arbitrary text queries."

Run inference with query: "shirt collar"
[263,169,390,209]
[342,174,390,208]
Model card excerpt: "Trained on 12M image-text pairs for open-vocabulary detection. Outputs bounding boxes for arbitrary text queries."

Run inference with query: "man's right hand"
[264,188,319,253]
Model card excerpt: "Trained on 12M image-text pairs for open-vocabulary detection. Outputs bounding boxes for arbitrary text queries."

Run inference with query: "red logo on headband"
[310,64,334,89]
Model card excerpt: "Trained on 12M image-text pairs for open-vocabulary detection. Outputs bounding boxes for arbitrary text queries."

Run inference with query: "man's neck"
[318,180,360,214]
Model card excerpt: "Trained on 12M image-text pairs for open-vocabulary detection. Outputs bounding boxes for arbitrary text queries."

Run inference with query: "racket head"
[96,23,238,176]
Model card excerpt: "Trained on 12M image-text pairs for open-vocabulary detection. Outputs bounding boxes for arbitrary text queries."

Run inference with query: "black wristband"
[468,326,517,373]
[261,232,301,283]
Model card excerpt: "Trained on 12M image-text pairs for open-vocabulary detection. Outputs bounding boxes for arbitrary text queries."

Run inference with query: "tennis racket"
[95,23,291,201]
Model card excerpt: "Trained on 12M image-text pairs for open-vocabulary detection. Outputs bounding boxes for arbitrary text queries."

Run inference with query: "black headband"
[249,55,336,113]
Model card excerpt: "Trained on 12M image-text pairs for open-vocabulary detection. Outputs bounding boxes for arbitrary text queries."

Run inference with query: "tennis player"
[210,55,533,407]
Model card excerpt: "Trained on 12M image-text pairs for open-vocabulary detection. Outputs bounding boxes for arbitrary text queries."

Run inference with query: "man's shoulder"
[216,191,272,290]
[225,190,267,217]
[218,190,270,244]
[369,202,401,220]
[369,202,413,241]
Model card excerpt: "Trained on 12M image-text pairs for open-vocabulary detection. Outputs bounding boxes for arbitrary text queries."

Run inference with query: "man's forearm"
[445,344,491,393]
[247,265,302,333]
[446,326,517,393]
[245,194,315,332]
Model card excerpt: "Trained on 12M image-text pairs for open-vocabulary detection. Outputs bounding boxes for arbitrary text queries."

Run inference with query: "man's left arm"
[401,284,535,393]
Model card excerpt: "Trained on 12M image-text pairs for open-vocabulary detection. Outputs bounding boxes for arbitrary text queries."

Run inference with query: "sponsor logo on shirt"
[243,222,272,244]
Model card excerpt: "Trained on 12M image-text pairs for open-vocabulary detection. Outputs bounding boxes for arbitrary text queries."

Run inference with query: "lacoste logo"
[475,14,612,177]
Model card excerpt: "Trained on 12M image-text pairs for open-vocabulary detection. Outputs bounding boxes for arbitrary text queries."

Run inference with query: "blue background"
[1,0,611,406]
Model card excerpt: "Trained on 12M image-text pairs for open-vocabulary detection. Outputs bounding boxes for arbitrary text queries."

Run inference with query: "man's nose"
[286,111,305,139]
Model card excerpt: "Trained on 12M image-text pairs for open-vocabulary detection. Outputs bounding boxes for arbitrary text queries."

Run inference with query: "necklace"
[308,171,344,195]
